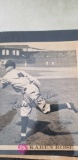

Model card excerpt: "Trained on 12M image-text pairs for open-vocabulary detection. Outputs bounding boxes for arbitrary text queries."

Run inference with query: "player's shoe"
[15,135,26,143]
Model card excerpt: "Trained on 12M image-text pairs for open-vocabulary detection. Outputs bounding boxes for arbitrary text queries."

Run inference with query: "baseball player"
[0,60,76,143]
[0,60,52,142]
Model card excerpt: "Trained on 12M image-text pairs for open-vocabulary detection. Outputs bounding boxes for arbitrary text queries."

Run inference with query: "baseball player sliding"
[0,60,76,143]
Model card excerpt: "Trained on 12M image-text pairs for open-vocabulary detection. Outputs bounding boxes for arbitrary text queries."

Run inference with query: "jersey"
[1,69,41,94]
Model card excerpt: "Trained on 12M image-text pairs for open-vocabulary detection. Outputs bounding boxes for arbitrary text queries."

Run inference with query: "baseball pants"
[20,84,50,137]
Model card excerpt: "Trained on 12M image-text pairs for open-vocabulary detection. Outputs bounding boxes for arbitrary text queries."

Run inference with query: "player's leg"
[36,95,78,113]
[15,96,32,143]
[45,102,78,113]
[21,103,31,137]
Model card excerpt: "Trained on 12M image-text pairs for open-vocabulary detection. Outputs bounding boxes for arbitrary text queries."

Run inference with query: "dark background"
[0,30,78,43]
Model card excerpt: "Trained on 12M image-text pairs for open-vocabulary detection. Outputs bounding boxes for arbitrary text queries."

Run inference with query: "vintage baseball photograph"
[0,41,78,154]
[0,41,78,157]
[0,0,78,158]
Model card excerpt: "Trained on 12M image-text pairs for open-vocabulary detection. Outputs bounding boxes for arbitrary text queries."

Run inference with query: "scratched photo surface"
[0,42,78,146]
